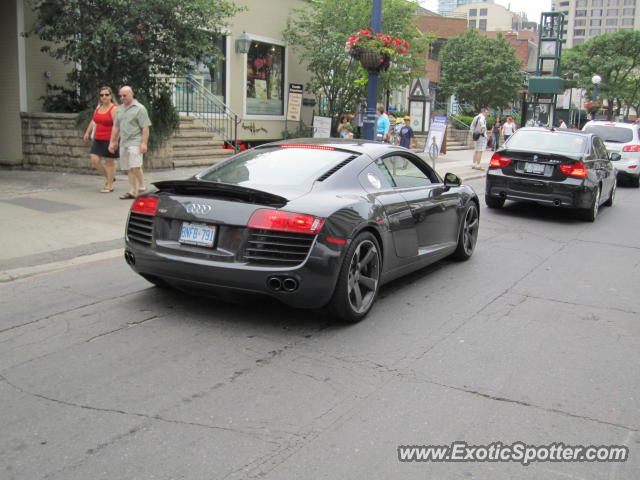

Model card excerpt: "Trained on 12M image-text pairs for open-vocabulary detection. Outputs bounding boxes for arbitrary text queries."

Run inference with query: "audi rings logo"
[186,203,212,215]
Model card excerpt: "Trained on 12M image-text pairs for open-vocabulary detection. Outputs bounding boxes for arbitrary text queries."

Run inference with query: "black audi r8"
[124,139,479,322]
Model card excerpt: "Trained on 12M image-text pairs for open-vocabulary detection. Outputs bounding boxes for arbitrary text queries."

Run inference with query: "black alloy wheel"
[603,179,616,207]
[581,186,600,222]
[330,232,381,323]
[453,202,479,261]
[485,194,505,209]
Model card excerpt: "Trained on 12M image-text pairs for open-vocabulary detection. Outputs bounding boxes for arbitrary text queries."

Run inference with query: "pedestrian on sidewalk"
[375,105,390,142]
[109,86,151,200]
[83,86,119,193]
[502,116,516,142]
[491,116,502,151]
[470,107,489,170]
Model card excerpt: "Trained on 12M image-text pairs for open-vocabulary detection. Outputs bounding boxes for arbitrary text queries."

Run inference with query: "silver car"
[582,121,640,187]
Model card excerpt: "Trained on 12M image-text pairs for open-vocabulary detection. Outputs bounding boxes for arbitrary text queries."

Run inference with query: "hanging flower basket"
[352,47,390,71]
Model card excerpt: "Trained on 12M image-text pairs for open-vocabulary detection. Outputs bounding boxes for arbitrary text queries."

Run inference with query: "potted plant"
[584,100,604,114]
[345,29,410,72]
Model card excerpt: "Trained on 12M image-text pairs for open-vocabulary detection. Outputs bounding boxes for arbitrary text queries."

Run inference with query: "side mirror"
[610,152,622,161]
[444,172,461,188]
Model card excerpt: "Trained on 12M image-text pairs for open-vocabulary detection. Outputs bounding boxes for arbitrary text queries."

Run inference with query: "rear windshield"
[506,130,586,155]
[198,146,354,187]
[583,125,634,143]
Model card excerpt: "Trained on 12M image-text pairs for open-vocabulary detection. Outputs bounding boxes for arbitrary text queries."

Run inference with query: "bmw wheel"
[452,202,479,261]
[330,232,381,323]
[581,186,600,222]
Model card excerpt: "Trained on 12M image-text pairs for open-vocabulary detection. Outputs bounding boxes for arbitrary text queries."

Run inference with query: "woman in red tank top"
[83,86,119,192]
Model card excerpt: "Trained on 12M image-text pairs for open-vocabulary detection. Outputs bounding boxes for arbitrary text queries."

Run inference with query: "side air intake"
[316,156,356,182]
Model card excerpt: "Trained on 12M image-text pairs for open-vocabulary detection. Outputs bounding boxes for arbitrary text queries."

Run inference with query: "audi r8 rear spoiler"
[152,180,288,208]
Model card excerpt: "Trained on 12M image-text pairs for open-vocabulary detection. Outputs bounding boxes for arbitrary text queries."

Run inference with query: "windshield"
[506,130,587,155]
[583,125,634,143]
[198,147,355,188]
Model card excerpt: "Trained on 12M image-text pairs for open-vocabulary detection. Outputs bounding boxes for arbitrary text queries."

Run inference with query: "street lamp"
[591,74,602,120]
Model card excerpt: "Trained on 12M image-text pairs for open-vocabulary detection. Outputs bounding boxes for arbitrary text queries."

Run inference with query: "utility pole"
[363,0,382,141]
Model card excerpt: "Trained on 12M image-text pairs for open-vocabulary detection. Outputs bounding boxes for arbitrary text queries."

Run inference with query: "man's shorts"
[474,135,487,152]
[119,145,143,170]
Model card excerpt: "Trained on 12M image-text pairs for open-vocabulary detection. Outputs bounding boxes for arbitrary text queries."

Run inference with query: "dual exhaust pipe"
[124,250,136,265]
[497,192,561,207]
[267,276,299,292]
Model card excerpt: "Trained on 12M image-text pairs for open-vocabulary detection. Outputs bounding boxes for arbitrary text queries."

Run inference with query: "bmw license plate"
[179,222,216,247]
[524,162,546,174]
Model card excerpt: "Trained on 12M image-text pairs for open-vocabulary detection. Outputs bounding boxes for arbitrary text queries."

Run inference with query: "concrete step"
[172,139,224,148]
[172,156,231,168]
[173,131,218,140]
[172,149,235,159]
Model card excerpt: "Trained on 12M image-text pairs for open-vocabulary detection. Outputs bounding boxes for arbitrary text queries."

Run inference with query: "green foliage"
[148,88,180,151]
[284,0,431,122]
[40,84,83,113]
[439,30,522,112]
[562,30,640,120]
[31,0,242,147]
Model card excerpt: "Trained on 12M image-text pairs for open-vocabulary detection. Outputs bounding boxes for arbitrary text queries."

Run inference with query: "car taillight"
[248,209,325,235]
[489,153,511,168]
[131,196,158,216]
[622,145,640,152]
[559,162,587,178]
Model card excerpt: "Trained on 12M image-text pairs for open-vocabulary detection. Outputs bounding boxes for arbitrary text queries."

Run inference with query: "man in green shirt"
[109,86,151,199]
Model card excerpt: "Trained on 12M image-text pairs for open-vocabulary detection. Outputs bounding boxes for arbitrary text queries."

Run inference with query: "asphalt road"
[1,177,639,480]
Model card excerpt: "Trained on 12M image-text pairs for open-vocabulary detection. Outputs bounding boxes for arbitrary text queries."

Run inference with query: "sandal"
[100,187,114,193]
[119,192,136,200]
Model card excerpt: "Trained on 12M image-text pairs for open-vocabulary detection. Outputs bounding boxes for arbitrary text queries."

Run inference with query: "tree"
[439,29,522,113]
[31,0,242,110]
[562,30,640,120]
[283,0,430,125]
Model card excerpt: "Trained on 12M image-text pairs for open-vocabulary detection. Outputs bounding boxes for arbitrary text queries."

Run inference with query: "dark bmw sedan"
[485,128,617,221]
[124,139,479,322]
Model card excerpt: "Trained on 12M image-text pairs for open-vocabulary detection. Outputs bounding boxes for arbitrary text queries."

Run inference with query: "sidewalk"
[0,148,492,282]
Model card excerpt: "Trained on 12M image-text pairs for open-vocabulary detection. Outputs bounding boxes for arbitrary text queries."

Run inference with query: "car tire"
[631,175,640,188]
[452,202,479,261]
[485,195,505,209]
[329,232,381,323]
[603,179,616,207]
[580,186,600,222]
[141,274,174,290]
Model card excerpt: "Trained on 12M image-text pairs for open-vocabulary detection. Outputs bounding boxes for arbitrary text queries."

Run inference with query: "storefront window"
[246,41,284,116]
[192,36,226,102]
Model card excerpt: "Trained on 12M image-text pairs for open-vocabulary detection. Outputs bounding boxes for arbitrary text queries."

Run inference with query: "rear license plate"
[524,162,546,174]
[179,222,216,248]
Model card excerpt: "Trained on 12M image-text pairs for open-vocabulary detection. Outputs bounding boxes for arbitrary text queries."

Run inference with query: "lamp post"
[362,0,382,141]
[591,74,601,120]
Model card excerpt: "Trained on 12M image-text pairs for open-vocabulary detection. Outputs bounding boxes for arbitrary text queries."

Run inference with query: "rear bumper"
[615,168,640,180]
[124,239,345,309]
[485,169,592,208]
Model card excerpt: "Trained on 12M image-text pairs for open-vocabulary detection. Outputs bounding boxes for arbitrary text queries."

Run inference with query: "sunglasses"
[99,93,111,97]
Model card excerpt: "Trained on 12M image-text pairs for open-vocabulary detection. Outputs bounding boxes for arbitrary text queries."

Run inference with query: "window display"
[246,41,284,116]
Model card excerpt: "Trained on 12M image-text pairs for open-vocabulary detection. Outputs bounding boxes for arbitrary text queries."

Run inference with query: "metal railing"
[158,75,240,150]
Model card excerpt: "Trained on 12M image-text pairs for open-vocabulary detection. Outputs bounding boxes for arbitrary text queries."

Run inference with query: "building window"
[606,17,618,24]
[622,17,634,25]
[591,8,603,15]
[574,38,584,44]
[560,0,570,4]
[246,41,284,116]
[590,18,602,25]
[575,19,587,25]
[469,8,477,16]
[623,7,635,14]
[468,19,476,28]
[589,28,602,35]
[624,0,635,5]
[574,28,585,36]
[606,27,618,32]
[479,19,487,30]
[577,0,587,5]
[607,0,619,5]
[576,9,587,16]
[593,0,604,5]
[607,8,619,14]
[479,8,488,15]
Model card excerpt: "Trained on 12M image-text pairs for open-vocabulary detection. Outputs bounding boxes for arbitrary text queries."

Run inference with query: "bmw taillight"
[131,196,158,216]
[489,153,512,168]
[248,209,325,235]
[622,145,640,152]
[559,162,587,178]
